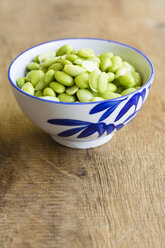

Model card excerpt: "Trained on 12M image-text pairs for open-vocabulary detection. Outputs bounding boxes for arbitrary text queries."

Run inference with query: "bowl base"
[50,133,114,149]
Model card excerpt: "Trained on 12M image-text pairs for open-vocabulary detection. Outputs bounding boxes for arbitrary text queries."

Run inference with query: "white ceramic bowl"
[8,38,154,149]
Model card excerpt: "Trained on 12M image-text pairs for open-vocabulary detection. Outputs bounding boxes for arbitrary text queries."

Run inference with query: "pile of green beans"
[16,45,142,102]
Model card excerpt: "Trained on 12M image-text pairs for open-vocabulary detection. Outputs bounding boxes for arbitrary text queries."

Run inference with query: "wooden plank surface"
[0,0,165,247]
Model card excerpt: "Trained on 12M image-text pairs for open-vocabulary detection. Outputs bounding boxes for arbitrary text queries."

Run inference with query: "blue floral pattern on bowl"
[47,87,149,139]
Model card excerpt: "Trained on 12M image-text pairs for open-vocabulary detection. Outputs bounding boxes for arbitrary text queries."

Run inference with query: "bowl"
[8,38,154,149]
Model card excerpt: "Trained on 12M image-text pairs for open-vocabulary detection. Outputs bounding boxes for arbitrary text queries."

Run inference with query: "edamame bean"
[132,72,142,86]
[90,97,104,102]
[97,72,108,93]
[64,64,85,77]
[45,70,55,84]
[106,83,117,92]
[33,55,39,63]
[67,49,76,55]
[75,73,89,89]
[26,70,44,87]
[35,80,46,91]
[91,91,100,97]
[89,56,100,67]
[66,85,79,95]
[21,82,34,95]
[50,81,66,93]
[58,93,76,102]
[73,56,85,65]
[49,62,63,71]
[121,88,136,96]
[89,69,100,92]
[39,66,48,73]
[18,44,143,102]
[41,58,47,63]
[107,72,115,83]
[119,73,136,88]
[82,61,98,72]
[109,56,123,73]
[99,52,114,60]
[43,87,56,97]
[101,91,121,99]
[78,49,95,58]
[16,77,25,88]
[66,54,77,62]
[56,45,72,56]
[27,62,40,71]
[135,86,141,89]
[123,61,135,73]
[60,58,72,65]
[115,67,128,78]
[40,57,58,68]
[35,90,43,97]
[40,96,59,101]
[112,78,121,87]
[54,71,74,86]
[77,89,93,102]
[100,58,112,72]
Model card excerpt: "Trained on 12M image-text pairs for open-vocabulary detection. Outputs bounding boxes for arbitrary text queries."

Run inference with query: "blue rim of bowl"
[8,38,154,105]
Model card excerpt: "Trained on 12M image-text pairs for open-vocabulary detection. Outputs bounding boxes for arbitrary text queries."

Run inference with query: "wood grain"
[0,0,165,247]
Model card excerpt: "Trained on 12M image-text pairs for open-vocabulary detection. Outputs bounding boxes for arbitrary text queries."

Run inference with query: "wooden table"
[0,0,165,247]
